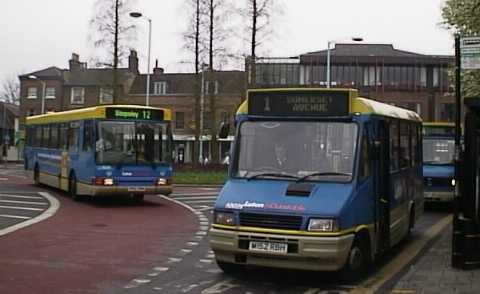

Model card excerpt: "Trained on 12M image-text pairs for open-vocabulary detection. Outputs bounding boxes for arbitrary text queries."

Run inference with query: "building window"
[205,81,219,94]
[175,112,185,129]
[153,82,167,95]
[71,87,85,104]
[99,87,113,104]
[433,67,439,87]
[45,87,56,99]
[27,87,37,99]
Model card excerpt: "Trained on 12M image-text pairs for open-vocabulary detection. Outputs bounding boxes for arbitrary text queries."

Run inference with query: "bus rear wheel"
[340,235,370,282]
[33,165,40,186]
[69,175,82,201]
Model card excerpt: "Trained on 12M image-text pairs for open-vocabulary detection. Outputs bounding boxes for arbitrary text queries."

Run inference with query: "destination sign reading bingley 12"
[106,107,164,120]
[248,91,350,116]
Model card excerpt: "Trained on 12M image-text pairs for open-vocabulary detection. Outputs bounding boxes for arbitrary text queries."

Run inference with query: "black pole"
[452,34,462,268]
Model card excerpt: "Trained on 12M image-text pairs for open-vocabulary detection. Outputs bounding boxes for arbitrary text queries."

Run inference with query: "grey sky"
[0,0,453,82]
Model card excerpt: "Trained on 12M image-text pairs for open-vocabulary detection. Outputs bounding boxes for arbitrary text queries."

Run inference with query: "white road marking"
[0,192,60,237]
[182,200,217,204]
[198,207,214,212]
[0,214,31,220]
[147,272,159,277]
[0,199,48,205]
[199,259,213,263]
[187,241,199,246]
[0,191,39,194]
[0,205,43,211]
[0,194,43,199]
[171,192,218,197]
[168,257,182,263]
[201,279,240,294]
[181,249,192,253]
[171,196,218,201]
[133,279,151,284]
[153,267,169,272]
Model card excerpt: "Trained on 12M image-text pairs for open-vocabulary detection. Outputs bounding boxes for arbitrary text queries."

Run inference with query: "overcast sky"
[0,0,453,82]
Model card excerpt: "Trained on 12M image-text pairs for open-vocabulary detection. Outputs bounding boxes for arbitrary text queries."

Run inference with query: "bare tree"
[1,76,20,105]
[182,0,232,164]
[89,0,137,102]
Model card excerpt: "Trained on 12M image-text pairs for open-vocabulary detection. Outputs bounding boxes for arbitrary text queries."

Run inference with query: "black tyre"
[69,174,82,201]
[33,165,40,186]
[340,235,371,282]
[216,260,244,275]
[133,194,144,202]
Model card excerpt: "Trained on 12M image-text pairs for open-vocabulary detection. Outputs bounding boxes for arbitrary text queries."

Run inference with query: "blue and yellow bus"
[422,122,455,202]
[210,88,423,279]
[24,105,173,201]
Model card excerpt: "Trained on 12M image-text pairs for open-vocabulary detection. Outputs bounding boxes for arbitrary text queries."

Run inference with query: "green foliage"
[173,170,226,185]
[442,0,480,98]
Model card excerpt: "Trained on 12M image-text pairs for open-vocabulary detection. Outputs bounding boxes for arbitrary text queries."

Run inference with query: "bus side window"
[68,123,79,153]
[83,120,94,151]
[411,123,417,167]
[34,126,42,148]
[400,122,410,168]
[390,121,399,172]
[49,124,59,149]
[59,123,68,151]
[359,130,370,180]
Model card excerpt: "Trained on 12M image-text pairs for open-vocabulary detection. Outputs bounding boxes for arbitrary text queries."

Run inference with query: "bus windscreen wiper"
[296,172,352,182]
[247,172,300,181]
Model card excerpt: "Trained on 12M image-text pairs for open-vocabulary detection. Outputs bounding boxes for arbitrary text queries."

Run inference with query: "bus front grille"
[239,213,303,230]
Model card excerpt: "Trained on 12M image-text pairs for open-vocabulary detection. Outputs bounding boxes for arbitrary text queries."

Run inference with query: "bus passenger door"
[373,121,390,255]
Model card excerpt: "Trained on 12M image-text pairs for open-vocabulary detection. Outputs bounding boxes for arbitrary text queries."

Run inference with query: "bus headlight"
[103,178,114,186]
[157,178,168,185]
[214,212,236,226]
[451,179,456,187]
[308,219,338,232]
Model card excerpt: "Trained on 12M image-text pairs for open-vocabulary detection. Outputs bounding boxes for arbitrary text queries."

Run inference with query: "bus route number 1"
[142,110,151,120]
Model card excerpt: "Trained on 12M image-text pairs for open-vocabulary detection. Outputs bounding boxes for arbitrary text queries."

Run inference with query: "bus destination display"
[106,108,164,121]
[248,91,350,116]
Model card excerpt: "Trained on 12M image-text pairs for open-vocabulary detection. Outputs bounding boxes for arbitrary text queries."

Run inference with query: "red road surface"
[0,183,198,294]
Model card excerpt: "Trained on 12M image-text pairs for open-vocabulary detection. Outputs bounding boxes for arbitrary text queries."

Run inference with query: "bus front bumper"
[77,183,173,196]
[209,227,354,271]
[424,191,454,202]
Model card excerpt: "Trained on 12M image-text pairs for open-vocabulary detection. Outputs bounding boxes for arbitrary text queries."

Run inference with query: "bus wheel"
[216,260,244,275]
[133,194,144,202]
[69,174,81,201]
[33,165,40,186]
[340,235,370,282]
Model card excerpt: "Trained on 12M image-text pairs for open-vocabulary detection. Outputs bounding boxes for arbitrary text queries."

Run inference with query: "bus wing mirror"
[218,122,230,139]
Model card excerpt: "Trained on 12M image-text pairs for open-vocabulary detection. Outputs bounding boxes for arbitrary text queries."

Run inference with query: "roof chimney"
[69,53,86,71]
[153,59,164,75]
[128,50,139,73]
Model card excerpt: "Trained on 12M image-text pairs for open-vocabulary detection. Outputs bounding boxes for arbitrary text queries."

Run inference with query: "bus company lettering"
[225,201,265,210]
[115,110,139,119]
[286,96,333,113]
[265,203,305,211]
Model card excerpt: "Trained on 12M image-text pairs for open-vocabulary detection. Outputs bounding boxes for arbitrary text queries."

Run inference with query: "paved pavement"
[388,224,479,294]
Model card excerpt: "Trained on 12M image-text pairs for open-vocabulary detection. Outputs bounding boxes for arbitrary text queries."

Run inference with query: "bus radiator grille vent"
[239,212,303,230]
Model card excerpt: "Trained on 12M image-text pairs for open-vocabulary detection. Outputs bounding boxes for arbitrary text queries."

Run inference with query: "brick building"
[18,52,245,164]
[248,43,454,122]
[19,51,139,124]
[129,66,244,163]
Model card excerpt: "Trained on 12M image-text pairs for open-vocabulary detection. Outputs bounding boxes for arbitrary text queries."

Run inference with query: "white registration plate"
[128,186,146,192]
[248,241,288,254]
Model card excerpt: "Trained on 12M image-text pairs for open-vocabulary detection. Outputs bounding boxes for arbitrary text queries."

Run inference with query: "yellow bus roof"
[26,105,172,125]
[237,88,422,122]
[422,122,455,127]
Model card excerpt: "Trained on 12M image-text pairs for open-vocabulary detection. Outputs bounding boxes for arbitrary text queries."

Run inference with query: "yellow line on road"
[351,214,452,294]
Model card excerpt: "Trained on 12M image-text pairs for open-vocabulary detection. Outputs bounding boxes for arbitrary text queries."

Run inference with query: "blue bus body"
[422,123,455,202]
[24,105,173,199]
[209,89,423,275]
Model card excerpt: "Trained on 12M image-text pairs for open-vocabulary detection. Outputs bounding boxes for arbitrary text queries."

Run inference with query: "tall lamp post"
[199,63,208,164]
[326,37,363,88]
[130,12,152,106]
[28,75,46,114]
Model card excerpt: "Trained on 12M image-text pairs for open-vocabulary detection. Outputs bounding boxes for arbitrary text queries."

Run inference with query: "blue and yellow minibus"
[422,122,455,202]
[210,88,423,279]
[24,105,173,201]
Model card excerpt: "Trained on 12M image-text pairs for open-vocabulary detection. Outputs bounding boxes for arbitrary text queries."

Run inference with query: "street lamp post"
[130,12,152,106]
[199,63,208,164]
[28,75,46,114]
[326,37,363,88]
